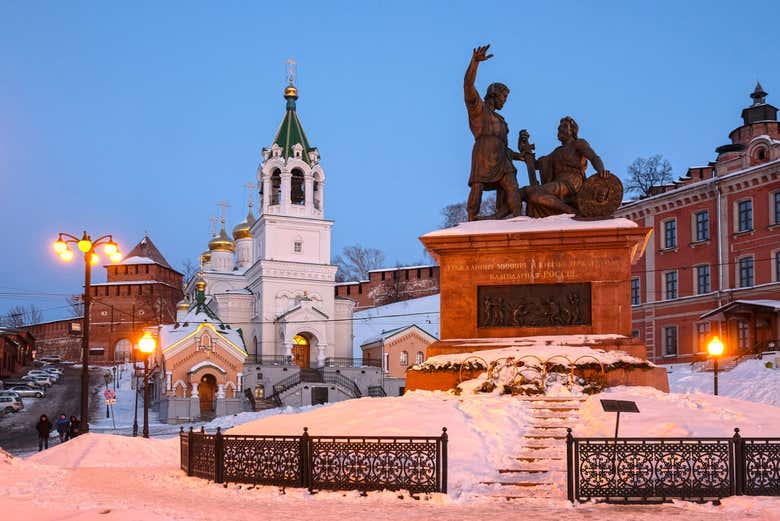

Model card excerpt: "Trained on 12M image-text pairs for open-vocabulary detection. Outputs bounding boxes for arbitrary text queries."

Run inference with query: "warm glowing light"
[707,336,725,357]
[103,241,118,256]
[90,253,100,265]
[109,252,122,263]
[59,249,74,262]
[77,239,92,252]
[138,331,157,354]
[53,239,67,254]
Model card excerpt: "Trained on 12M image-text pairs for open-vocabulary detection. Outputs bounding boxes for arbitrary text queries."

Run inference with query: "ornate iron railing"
[180,426,448,494]
[567,428,780,502]
[250,355,293,366]
[324,357,382,369]
[272,372,302,396]
[368,386,387,397]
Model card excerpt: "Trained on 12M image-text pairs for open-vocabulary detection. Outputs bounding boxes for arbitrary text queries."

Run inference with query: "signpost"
[600,399,639,439]
[103,388,117,429]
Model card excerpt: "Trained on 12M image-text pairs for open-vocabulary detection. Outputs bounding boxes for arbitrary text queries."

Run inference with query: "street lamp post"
[708,336,725,396]
[103,372,111,418]
[137,331,157,439]
[52,232,122,434]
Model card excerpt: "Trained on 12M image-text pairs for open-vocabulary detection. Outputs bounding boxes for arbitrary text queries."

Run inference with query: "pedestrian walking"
[35,414,52,451]
[55,413,70,442]
[68,415,81,439]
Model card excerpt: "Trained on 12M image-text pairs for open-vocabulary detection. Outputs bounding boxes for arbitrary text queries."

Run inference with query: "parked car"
[39,355,62,363]
[0,395,23,414]
[21,375,52,387]
[6,385,45,398]
[0,390,22,400]
[42,366,63,375]
[28,370,59,382]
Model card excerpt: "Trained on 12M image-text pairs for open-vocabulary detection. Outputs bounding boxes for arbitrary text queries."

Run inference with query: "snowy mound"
[577,386,780,438]
[227,392,531,497]
[669,358,780,408]
[418,335,652,371]
[28,433,179,469]
[424,214,638,237]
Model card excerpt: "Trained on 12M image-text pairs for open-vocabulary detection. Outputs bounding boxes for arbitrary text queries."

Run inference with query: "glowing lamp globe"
[59,249,74,262]
[90,253,100,265]
[53,239,67,254]
[77,238,92,253]
[138,331,156,354]
[103,242,118,256]
[109,251,122,263]
[707,336,725,357]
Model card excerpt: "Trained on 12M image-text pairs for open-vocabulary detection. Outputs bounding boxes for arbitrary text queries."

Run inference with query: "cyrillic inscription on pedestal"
[478,283,592,328]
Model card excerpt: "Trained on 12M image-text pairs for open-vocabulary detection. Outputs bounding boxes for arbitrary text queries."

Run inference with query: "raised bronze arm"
[464,45,492,107]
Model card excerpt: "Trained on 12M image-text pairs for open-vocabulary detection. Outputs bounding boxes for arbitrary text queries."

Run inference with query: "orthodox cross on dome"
[243,182,257,209]
[287,58,297,86]
[208,216,219,237]
[217,200,231,223]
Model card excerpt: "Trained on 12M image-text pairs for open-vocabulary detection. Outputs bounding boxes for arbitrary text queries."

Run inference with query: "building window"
[737,320,750,350]
[737,200,753,232]
[415,351,424,365]
[270,170,281,205]
[294,241,302,253]
[695,322,711,353]
[663,219,677,249]
[774,192,780,225]
[631,330,640,338]
[663,326,678,357]
[400,351,408,366]
[290,169,305,205]
[696,265,711,294]
[694,210,709,242]
[739,256,754,287]
[776,251,780,282]
[630,277,640,306]
[664,271,678,299]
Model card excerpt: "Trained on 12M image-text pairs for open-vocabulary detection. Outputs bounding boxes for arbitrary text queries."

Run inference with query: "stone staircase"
[479,395,586,500]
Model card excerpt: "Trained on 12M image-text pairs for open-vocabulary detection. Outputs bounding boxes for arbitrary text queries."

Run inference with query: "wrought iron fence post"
[214,426,224,484]
[566,428,574,502]
[733,427,743,496]
[301,427,312,492]
[187,426,194,477]
[441,427,448,494]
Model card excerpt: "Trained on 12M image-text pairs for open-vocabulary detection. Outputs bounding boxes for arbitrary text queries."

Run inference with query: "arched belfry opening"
[291,169,305,205]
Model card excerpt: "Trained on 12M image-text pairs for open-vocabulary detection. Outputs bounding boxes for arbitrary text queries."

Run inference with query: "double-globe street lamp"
[53,232,123,433]
[136,331,157,438]
[707,335,725,396]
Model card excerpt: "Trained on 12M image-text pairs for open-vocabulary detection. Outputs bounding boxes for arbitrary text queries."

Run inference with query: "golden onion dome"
[208,221,235,252]
[284,84,298,98]
[194,274,207,292]
[176,298,190,312]
[232,206,256,240]
[200,249,211,263]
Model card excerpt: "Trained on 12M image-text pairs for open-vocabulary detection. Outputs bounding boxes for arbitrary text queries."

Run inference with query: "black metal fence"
[567,428,780,502]
[180,426,448,494]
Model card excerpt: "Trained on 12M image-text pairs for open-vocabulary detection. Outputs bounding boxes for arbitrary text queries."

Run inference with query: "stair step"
[522,434,567,440]
[480,481,555,487]
[519,396,587,402]
[528,424,569,429]
[516,456,563,462]
[498,468,549,474]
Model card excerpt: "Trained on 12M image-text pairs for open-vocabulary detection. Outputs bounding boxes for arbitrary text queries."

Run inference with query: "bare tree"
[333,245,385,282]
[625,154,673,198]
[441,195,496,228]
[181,258,198,287]
[1,304,43,327]
[66,295,84,317]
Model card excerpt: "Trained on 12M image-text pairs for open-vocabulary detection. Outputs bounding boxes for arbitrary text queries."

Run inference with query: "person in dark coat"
[54,413,70,442]
[35,414,53,451]
[68,416,81,439]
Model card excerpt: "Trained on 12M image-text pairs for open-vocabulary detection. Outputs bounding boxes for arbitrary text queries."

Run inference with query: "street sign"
[600,399,639,438]
[103,389,116,400]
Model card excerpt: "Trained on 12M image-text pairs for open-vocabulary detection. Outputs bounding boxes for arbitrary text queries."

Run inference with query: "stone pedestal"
[420,216,652,340]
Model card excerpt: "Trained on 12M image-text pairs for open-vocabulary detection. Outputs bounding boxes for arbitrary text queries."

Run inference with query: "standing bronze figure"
[464,45,523,221]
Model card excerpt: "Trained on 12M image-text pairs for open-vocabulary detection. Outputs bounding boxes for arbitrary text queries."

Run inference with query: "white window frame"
[662,218,677,250]
[630,277,641,306]
[399,351,408,366]
[737,255,755,288]
[663,326,678,357]
[734,197,754,233]
[691,209,710,242]
[694,264,711,295]
[663,270,678,300]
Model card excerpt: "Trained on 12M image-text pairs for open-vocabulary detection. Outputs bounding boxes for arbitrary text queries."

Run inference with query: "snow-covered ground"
[3,385,780,519]
[668,357,780,407]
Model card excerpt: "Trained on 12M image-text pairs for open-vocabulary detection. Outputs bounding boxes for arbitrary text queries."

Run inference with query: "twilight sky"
[1,1,779,321]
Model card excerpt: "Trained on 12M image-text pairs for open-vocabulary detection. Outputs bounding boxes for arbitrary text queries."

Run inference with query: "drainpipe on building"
[715,176,724,336]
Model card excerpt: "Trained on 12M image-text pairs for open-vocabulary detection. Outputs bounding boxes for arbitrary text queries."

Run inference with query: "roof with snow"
[700,299,780,320]
[352,294,440,357]
[360,323,438,348]
[121,235,179,273]
[422,214,638,238]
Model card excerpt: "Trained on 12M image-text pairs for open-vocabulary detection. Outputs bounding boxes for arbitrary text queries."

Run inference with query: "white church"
[157,79,386,422]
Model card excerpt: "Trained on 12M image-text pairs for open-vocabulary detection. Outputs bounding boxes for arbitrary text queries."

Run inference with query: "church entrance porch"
[199,374,217,415]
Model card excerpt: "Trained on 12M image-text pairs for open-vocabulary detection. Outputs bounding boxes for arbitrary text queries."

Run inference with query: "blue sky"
[1,1,779,321]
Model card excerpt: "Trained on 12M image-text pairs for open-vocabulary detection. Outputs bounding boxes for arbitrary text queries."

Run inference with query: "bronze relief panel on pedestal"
[477,283,592,329]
